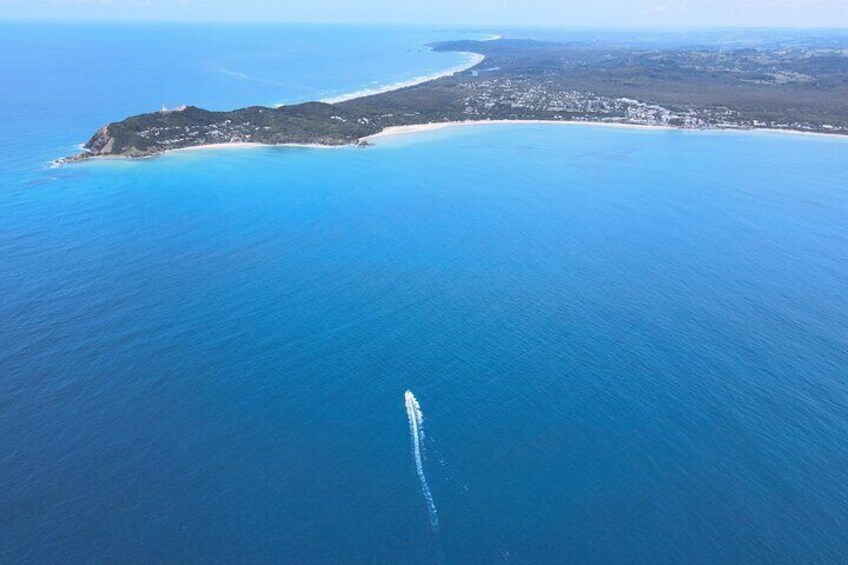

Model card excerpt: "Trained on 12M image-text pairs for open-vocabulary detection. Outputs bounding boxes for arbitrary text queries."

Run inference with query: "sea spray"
[405,390,439,530]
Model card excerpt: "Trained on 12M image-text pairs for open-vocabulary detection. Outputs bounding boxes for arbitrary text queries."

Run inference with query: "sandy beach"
[361,119,847,142]
[65,119,841,166]
[64,118,843,167]
[319,52,485,104]
[316,33,498,104]
[362,119,678,141]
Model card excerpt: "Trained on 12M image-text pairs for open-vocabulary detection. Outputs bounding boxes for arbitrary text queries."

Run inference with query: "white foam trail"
[405,390,439,530]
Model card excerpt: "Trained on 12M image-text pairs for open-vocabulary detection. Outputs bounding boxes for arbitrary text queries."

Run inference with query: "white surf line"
[319,33,496,105]
[319,52,484,104]
[405,390,439,530]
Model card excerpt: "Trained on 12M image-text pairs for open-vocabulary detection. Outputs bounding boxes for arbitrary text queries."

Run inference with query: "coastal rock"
[86,125,116,156]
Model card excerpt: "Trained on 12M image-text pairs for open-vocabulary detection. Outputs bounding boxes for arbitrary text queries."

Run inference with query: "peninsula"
[62,37,848,162]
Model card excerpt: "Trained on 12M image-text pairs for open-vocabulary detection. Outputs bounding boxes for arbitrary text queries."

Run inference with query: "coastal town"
[453,76,844,132]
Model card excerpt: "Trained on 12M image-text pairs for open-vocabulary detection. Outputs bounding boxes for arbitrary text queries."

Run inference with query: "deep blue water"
[3,24,848,564]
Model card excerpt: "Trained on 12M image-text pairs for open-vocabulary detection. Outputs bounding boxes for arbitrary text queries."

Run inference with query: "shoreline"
[52,140,348,166]
[361,119,848,142]
[316,32,496,105]
[63,118,846,166]
[319,52,485,104]
[361,120,675,140]
[168,141,345,153]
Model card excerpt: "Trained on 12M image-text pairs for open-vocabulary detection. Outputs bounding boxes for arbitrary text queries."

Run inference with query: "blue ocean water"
[3,24,848,564]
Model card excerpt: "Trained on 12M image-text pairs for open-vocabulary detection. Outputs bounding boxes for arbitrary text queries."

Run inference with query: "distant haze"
[3,0,848,28]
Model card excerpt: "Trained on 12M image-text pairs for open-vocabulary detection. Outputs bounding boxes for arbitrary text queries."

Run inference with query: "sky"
[1,0,847,28]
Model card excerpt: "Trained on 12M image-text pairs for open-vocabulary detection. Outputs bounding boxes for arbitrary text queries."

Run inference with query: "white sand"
[362,119,677,141]
[362,119,847,142]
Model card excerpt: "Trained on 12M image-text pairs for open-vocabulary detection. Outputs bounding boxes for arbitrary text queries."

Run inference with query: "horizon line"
[2,18,848,32]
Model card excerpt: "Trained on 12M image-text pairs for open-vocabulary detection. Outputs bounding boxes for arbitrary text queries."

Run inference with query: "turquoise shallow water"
[3,24,848,564]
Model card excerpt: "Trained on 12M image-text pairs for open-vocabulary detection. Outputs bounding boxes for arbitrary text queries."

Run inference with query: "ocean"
[2,23,848,564]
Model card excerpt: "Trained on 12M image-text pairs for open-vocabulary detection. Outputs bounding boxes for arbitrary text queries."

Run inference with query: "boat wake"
[405,390,439,530]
